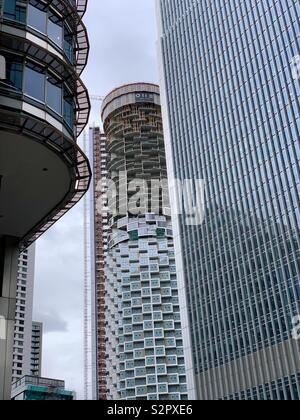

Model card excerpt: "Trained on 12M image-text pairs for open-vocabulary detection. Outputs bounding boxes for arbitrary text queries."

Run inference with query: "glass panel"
[4,0,26,23]
[27,3,47,34]
[46,76,62,114]
[63,88,74,128]
[48,14,63,48]
[64,28,74,62]
[4,58,23,90]
[24,65,45,102]
[68,0,77,8]
[3,0,15,18]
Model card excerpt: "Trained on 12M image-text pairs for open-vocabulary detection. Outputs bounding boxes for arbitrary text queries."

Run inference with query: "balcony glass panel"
[3,0,26,23]
[48,14,63,49]
[27,3,47,34]
[24,65,45,102]
[4,58,23,90]
[46,76,62,114]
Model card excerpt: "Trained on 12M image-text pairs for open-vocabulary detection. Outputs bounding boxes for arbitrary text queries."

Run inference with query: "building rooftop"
[11,375,74,400]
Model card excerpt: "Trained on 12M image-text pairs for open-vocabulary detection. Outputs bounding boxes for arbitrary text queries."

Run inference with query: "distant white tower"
[12,245,36,384]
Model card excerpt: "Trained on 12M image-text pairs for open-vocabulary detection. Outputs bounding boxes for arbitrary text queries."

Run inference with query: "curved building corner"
[0,0,91,400]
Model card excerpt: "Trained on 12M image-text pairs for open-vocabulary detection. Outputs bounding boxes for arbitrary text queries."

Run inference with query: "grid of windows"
[12,246,35,385]
[106,216,188,401]
[158,0,300,400]
[223,374,300,401]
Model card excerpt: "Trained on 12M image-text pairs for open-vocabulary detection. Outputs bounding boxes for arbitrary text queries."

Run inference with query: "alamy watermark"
[96,172,205,227]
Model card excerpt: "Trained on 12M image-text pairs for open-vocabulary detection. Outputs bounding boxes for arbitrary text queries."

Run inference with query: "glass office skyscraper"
[157,0,300,400]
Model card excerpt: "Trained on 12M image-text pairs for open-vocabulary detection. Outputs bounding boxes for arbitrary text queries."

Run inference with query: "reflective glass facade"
[11,376,74,400]
[4,0,74,62]
[158,0,300,400]
[1,0,84,132]
[0,0,90,247]
[0,0,90,400]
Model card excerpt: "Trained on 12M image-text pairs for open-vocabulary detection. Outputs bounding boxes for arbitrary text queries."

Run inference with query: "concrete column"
[0,236,19,400]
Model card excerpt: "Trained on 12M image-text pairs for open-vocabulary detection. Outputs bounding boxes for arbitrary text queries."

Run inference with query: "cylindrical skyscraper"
[101,83,188,400]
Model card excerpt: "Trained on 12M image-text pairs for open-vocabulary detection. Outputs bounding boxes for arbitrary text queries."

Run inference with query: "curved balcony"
[76,0,88,17]
[0,0,90,248]
[0,97,91,249]
[0,1,89,75]
[0,29,90,137]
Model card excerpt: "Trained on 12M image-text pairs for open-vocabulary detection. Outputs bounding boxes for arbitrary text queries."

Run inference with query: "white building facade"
[12,245,36,384]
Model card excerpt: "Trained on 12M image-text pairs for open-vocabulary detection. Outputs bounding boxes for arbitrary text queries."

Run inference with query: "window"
[5,58,23,90]
[46,76,62,114]
[48,13,63,48]
[1,26,75,131]
[64,28,74,62]
[27,2,47,34]
[64,88,74,128]
[24,64,45,102]
[4,1,75,63]
[3,0,26,23]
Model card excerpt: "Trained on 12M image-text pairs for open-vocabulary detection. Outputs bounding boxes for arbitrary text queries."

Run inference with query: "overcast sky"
[33,0,158,400]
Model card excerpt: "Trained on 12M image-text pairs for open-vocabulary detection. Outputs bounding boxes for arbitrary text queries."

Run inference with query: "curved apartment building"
[101,84,188,400]
[0,0,90,399]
